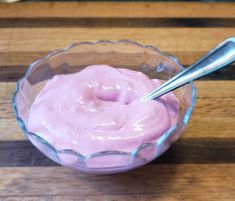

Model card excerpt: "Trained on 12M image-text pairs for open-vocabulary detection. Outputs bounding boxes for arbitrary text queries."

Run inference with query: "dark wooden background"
[0,2,234,201]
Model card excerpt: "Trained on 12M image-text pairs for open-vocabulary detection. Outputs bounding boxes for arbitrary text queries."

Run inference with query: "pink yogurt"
[27,65,179,167]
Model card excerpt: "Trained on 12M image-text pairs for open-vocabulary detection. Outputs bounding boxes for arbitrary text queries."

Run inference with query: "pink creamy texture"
[28,65,179,164]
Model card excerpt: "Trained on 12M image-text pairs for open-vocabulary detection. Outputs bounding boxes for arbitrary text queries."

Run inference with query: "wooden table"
[0,2,235,201]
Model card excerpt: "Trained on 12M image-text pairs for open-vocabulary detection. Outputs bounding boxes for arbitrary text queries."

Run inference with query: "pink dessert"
[28,65,179,167]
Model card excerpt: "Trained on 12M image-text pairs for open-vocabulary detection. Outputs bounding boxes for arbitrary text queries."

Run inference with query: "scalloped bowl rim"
[12,39,197,163]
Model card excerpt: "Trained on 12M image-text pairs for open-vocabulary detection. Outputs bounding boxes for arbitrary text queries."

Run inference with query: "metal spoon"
[141,37,235,102]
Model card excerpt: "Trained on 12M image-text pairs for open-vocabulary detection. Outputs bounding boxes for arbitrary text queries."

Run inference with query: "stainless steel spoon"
[141,37,235,102]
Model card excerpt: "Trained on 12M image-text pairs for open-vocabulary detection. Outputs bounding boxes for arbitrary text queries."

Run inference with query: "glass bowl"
[12,40,196,174]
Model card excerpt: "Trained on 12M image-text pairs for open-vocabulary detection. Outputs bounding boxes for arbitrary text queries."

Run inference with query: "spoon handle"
[141,37,235,101]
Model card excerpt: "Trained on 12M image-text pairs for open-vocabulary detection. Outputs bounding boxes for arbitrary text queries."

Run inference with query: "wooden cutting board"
[0,2,234,201]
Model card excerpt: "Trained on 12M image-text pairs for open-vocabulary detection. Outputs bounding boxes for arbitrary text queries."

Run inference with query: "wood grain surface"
[1,28,235,66]
[0,2,235,201]
[0,2,235,18]
[0,165,234,200]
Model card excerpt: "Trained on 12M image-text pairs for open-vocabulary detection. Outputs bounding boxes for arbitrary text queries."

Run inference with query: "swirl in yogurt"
[28,65,179,165]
